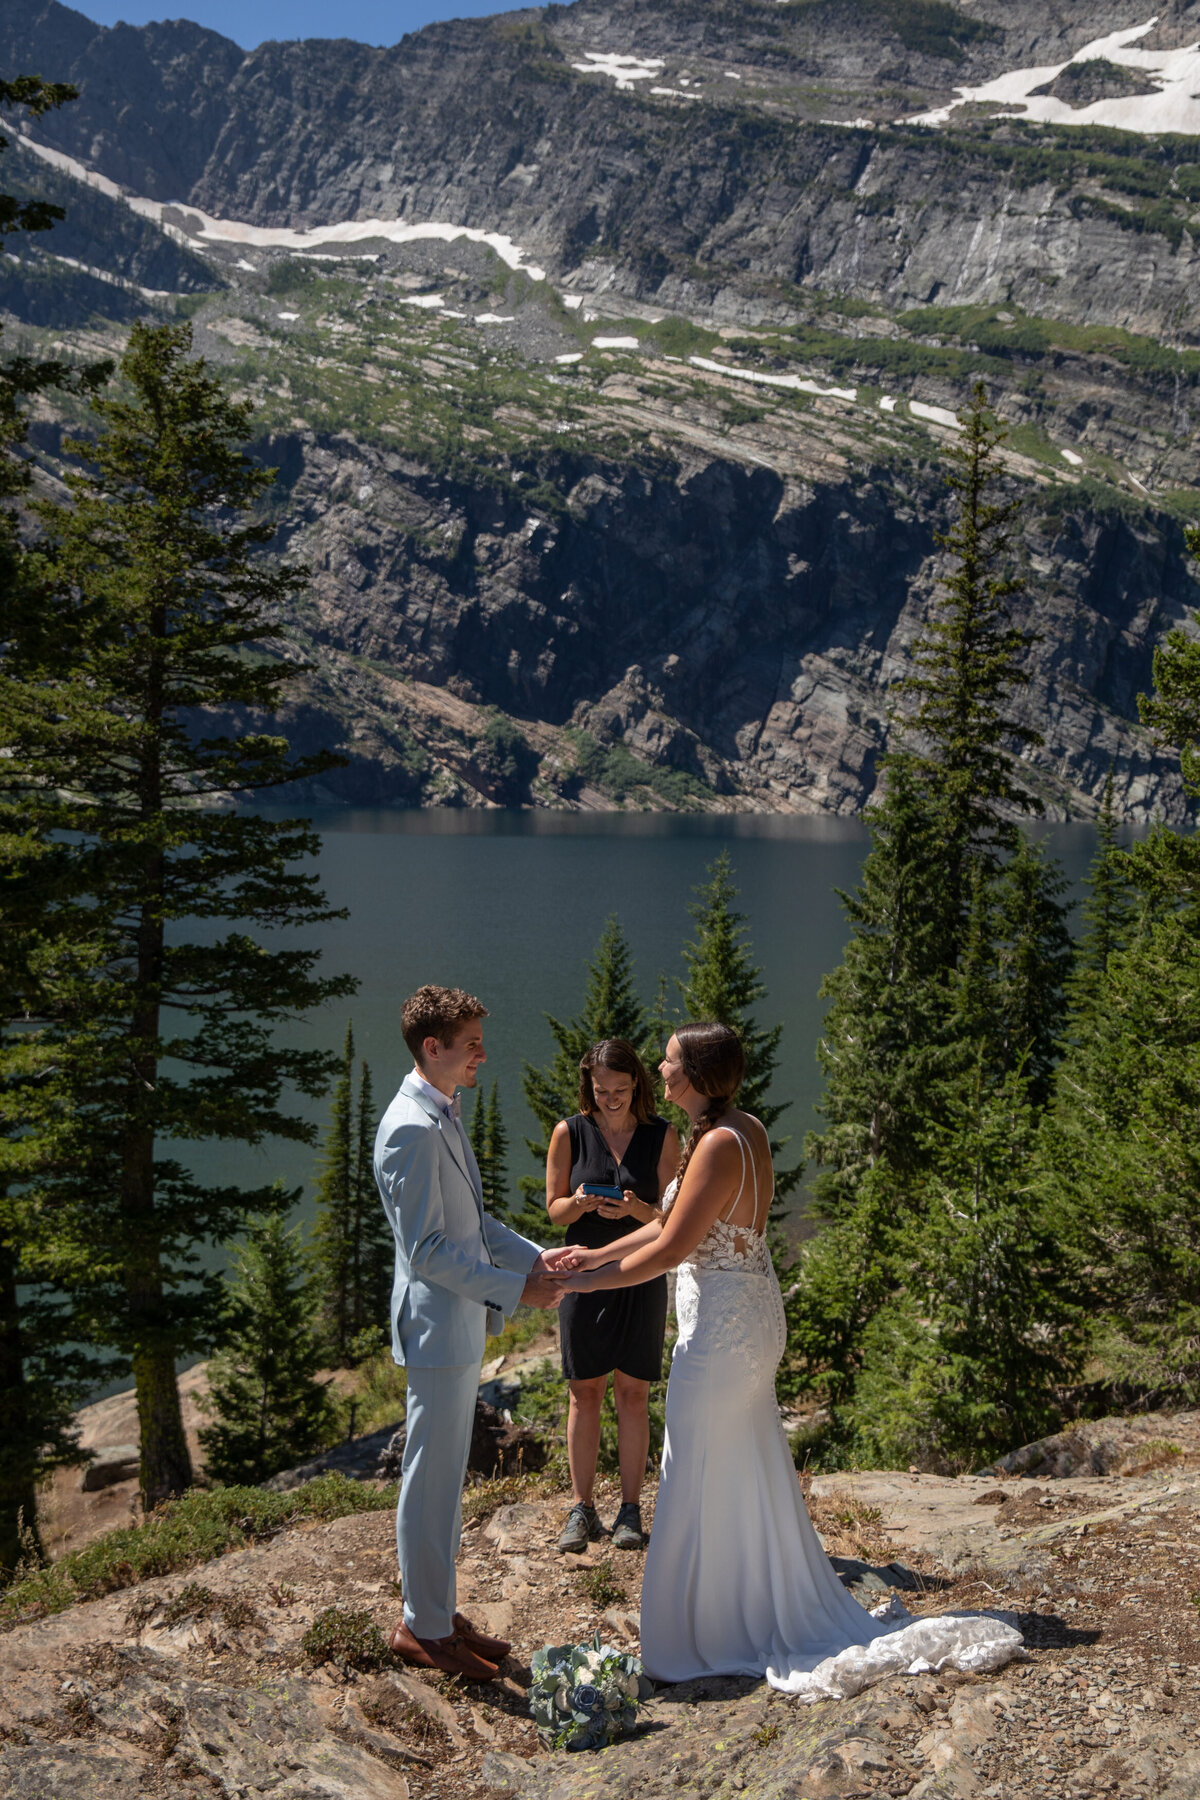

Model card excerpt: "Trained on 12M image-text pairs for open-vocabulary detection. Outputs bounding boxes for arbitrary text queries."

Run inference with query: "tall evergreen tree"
[0,322,353,1505]
[518,916,658,1234]
[522,913,649,1165]
[1039,599,1200,1406]
[897,380,1043,897]
[310,1023,355,1363]
[198,1212,335,1485]
[1072,769,1136,1002]
[680,851,799,1198]
[973,839,1073,1106]
[847,1068,1082,1469]
[0,75,113,1567]
[470,1079,510,1214]
[348,1056,392,1354]
[806,760,962,1214]
[797,384,1074,1461]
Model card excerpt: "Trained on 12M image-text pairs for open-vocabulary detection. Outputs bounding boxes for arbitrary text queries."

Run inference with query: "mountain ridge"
[5,0,1200,818]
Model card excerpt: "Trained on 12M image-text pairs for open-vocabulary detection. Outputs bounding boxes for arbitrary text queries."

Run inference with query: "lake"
[204,809,1113,1232]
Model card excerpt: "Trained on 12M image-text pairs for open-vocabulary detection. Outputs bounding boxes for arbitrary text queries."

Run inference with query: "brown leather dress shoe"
[390,1617,498,1682]
[453,1611,512,1661]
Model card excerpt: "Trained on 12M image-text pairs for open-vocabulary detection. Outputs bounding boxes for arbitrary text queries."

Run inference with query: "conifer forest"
[2,62,1200,1594]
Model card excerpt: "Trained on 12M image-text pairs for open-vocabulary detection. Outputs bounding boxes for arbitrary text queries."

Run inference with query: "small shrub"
[1120,1438,1185,1476]
[302,1605,396,1673]
[61,1691,94,1736]
[806,1490,893,1562]
[461,1456,570,1526]
[159,1581,217,1626]
[576,1557,627,1609]
[752,1720,782,1748]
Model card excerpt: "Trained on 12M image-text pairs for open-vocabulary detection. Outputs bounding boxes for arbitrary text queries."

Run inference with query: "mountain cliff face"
[4,0,1200,817]
[262,421,1196,819]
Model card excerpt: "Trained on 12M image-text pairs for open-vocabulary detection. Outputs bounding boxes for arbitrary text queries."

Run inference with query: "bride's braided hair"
[674,1022,745,1184]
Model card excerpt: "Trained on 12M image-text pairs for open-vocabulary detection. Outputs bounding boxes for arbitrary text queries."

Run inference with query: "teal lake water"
[204,809,1113,1232]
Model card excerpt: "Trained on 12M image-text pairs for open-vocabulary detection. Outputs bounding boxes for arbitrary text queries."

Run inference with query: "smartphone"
[581,1182,624,1199]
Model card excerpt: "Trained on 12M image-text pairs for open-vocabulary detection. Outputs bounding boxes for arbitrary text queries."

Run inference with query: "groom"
[375,984,564,1681]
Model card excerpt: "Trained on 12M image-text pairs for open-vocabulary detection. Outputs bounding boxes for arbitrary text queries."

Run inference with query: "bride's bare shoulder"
[727,1108,769,1147]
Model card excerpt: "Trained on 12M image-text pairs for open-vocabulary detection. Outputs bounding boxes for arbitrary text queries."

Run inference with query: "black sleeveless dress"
[558,1112,670,1384]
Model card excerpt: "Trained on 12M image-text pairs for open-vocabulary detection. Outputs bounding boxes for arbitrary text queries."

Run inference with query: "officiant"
[544,1039,680,1556]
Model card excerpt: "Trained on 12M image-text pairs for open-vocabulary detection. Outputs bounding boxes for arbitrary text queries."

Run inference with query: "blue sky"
[73,0,526,50]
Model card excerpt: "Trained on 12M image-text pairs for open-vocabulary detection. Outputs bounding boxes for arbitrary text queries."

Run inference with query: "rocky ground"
[2,1411,1199,1799]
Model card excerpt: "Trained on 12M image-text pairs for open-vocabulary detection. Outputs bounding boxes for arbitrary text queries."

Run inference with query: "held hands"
[557,1266,607,1292]
[520,1250,566,1309]
[537,1246,612,1293]
[543,1245,604,1275]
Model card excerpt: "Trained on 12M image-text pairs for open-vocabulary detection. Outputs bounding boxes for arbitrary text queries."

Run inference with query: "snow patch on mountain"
[16,133,548,281]
[689,356,856,401]
[907,17,1200,136]
[571,52,664,88]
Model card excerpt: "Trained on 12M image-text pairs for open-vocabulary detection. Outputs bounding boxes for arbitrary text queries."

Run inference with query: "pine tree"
[310,1024,355,1364]
[469,1080,511,1213]
[896,380,1043,898]
[847,1067,1082,1469]
[308,1031,390,1364]
[0,75,114,1566]
[1071,769,1137,1012]
[469,1078,492,1201]
[680,851,800,1198]
[806,758,962,1214]
[198,1213,335,1485]
[0,322,353,1505]
[798,386,1074,1462]
[1039,596,1200,1406]
[347,1057,391,1357]
[523,914,649,1140]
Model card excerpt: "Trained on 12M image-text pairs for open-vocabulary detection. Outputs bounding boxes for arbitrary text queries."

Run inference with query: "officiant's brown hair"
[401,984,488,1062]
[578,1038,656,1124]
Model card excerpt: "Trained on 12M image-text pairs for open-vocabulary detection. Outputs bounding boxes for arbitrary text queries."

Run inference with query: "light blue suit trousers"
[398,1362,480,1639]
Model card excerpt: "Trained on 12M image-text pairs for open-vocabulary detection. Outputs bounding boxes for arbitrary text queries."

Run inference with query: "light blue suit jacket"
[374,1072,541,1369]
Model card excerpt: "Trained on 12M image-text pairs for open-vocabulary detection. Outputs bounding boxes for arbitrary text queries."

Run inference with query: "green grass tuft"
[302,1604,396,1672]
[1,1473,395,1628]
[576,1557,628,1609]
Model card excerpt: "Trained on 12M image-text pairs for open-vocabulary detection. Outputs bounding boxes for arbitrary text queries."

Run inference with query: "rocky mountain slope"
[6,0,1200,815]
[2,1435,1198,1798]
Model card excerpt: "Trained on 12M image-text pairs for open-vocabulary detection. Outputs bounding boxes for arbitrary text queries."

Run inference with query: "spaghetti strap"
[713,1123,770,1233]
[714,1125,756,1224]
[719,1123,744,1224]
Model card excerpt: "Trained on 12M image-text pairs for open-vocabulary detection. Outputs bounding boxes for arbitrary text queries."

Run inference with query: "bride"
[552,1022,1023,1699]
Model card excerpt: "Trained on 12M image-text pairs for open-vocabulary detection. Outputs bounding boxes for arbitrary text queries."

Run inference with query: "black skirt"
[559,1280,669,1383]
[558,1113,670,1384]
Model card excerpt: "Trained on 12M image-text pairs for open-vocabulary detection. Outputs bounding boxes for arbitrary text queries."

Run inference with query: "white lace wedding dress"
[639,1126,1025,1700]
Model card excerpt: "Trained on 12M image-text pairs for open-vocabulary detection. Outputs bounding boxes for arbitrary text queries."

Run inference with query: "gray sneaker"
[557,1501,603,1554]
[610,1502,644,1550]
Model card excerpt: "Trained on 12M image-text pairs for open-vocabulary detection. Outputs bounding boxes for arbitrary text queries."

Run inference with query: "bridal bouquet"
[529,1631,649,1751]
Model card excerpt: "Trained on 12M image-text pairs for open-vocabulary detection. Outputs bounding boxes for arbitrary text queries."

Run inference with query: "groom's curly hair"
[401,985,488,1061]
